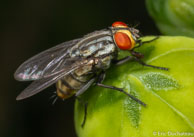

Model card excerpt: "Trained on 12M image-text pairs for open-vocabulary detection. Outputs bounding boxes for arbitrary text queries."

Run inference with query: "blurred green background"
[0,0,160,137]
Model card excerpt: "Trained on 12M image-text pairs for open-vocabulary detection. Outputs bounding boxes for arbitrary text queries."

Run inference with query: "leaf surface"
[75,36,194,137]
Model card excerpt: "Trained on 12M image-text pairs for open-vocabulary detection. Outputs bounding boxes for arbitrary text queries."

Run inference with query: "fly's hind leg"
[75,77,96,128]
[76,96,88,128]
[96,72,147,107]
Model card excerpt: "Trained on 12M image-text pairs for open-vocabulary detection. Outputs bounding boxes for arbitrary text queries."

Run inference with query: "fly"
[14,21,168,127]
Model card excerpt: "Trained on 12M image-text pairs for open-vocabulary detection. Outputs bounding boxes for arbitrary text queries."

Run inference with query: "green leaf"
[74,36,194,137]
[146,0,194,37]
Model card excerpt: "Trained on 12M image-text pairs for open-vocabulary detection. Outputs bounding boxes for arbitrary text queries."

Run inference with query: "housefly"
[14,21,168,126]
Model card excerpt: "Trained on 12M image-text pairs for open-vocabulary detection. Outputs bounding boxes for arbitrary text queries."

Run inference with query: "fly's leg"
[52,97,58,105]
[131,36,168,70]
[96,83,146,107]
[130,51,169,71]
[82,102,88,128]
[49,91,59,105]
[75,78,96,96]
[130,51,144,59]
[96,72,146,107]
[134,57,169,70]
[74,78,96,127]
[114,55,168,70]
[113,56,134,65]
[134,36,159,49]
[76,97,88,128]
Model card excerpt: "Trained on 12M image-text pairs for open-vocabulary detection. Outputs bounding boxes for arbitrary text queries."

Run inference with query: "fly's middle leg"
[113,56,134,65]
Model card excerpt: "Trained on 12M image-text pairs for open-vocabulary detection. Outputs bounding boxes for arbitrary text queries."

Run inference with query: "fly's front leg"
[130,51,144,59]
[129,36,168,70]
[134,57,169,70]
[134,36,159,49]
[114,52,168,70]
[130,50,169,71]
[76,96,88,128]
[96,72,146,107]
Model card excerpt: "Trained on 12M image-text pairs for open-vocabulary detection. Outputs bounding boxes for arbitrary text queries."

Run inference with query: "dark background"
[0,0,159,137]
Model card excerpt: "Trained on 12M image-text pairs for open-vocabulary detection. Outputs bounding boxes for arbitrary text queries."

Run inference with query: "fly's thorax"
[71,39,116,58]
[69,29,112,54]
[75,55,113,76]
[69,30,117,58]
[74,59,94,76]
[94,56,112,70]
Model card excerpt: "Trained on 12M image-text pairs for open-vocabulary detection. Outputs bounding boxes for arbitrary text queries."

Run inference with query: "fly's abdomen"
[56,64,94,99]
[56,74,84,99]
[56,79,74,99]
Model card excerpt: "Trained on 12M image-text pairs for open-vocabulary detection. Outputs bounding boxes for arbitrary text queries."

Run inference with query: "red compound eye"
[114,32,132,50]
[112,21,128,27]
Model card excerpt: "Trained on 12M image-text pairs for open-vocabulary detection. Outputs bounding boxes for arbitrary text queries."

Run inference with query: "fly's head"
[111,21,140,51]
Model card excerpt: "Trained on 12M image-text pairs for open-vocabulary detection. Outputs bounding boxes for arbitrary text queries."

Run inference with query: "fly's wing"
[14,29,112,81]
[14,38,81,81]
[16,58,87,100]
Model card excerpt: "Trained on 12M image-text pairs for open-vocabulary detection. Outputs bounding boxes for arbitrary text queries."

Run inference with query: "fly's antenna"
[127,21,140,29]
[138,31,143,37]
[132,22,140,28]
[127,21,142,38]
[131,22,144,37]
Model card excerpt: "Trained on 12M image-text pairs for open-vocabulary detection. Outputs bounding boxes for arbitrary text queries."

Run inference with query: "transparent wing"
[16,58,86,100]
[14,38,81,81]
